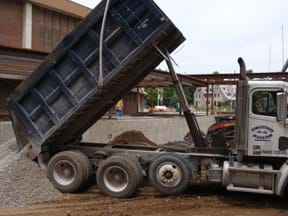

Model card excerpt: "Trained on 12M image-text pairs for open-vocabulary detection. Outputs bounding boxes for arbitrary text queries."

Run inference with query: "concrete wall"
[83,116,215,144]
[0,116,215,145]
[0,122,15,145]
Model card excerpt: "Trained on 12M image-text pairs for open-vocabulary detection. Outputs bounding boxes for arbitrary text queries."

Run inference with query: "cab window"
[252,91,279,116]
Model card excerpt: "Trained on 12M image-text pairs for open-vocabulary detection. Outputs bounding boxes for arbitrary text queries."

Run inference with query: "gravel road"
[0,139,61,208]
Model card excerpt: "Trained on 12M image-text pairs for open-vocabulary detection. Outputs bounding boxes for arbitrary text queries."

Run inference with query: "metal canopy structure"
[138,70,207,87]
[187,72,288,85]
[1,46,288,87]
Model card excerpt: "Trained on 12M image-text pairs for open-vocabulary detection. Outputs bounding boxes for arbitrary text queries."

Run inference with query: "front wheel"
[148,154,191,195]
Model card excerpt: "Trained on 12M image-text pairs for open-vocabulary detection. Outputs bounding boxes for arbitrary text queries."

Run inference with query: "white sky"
[72,0,288,74]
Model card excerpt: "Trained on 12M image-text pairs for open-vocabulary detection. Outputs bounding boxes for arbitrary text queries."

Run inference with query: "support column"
[22,2,33,49]
[136,87,140,113]
[206,85,209,116]
[211,83,214,115]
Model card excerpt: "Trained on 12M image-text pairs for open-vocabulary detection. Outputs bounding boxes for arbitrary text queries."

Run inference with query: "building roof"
[0,46,46,80]
[28,0,92,18]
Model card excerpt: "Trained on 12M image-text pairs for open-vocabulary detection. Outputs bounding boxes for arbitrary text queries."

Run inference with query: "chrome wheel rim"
[103,166,129,192]
[53,160,76,186]
[156,162,182,187]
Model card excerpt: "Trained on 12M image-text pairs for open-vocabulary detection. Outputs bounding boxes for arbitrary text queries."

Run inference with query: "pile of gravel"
[0,138,61,208]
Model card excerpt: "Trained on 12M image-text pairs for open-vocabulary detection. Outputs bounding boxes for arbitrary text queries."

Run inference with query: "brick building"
[0,0,146,119]
[0,0,90,52]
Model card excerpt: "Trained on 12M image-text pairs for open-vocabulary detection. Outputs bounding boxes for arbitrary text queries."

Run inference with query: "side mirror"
[277,92,287,125]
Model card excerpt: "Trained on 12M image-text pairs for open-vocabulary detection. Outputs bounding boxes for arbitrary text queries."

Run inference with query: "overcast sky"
[72,0,288,74]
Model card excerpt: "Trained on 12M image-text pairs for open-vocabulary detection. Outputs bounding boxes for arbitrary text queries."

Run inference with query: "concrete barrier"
[0,116,215,145]
[83,116,215,144]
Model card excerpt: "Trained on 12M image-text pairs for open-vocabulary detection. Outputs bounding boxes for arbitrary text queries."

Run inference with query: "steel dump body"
[8,0,185,157]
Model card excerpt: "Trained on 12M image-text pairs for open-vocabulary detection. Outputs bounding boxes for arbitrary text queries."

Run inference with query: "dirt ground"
[0,185,287,216]
[109,130,157,146]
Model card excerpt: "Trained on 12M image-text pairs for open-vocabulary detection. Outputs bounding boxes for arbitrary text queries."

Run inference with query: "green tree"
[183,86,196,104]
[162,87,176,106]
[246,69,253,74]
[144,88,158,107]
[145,86,196,108]
[169,94,179,108]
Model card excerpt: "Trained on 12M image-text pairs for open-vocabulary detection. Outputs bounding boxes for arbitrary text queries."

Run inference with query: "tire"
[47,151,88,193]
[116,154,143,186]
[70,150,93,185]
[96,155,141,198]
[148,154,191,195]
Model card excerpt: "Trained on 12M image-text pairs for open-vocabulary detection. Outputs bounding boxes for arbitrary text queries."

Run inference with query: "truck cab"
[247,81,288,158]
[223,60,288,196]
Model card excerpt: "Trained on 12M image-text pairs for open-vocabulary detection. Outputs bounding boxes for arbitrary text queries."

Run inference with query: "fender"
[275,162,288,196]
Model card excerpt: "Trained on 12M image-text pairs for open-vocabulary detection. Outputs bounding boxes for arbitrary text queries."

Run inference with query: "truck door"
[248,88,288,157]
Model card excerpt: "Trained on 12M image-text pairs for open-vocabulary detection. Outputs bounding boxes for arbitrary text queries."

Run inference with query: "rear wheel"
[47,151,91,193]
[96,155,142,198]
[148,154,191,195]
[71,150,92,184]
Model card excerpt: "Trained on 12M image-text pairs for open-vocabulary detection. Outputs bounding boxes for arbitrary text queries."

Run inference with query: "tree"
[169,94,179,108]
[183,86,196,104]
[144,88,158,107]
[213,71,220,74]
[145,86,196,108]
[162,87,176,106]
[246,69,253,74]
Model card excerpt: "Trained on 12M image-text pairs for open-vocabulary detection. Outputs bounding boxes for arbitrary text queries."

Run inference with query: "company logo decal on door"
[252,125,274,141]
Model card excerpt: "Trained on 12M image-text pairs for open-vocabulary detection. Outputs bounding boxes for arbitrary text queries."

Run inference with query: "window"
[252,90,280,117]
[39,10,45,50]
[47,28,53,51]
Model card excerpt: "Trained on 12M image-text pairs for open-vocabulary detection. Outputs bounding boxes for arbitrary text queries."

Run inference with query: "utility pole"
[268,44,272,72]
[282,25,285,65]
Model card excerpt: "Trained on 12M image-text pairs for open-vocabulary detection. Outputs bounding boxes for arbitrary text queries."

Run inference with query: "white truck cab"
[247,81,288,158]
[223,60,288,196]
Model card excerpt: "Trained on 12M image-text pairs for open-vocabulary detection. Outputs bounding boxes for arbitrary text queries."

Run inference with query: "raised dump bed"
[8,0,185,157]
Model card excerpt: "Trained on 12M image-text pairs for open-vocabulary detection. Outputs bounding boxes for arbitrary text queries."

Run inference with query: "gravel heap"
[0,139,61,208]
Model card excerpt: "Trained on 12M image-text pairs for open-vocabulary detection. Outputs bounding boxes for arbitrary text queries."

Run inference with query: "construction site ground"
[0,185,287,216]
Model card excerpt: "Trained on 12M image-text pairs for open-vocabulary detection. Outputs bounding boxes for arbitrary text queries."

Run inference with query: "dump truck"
[8,0,288,198]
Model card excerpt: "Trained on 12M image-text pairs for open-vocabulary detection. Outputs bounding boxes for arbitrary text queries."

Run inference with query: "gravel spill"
[0,139,61,208]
